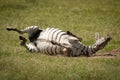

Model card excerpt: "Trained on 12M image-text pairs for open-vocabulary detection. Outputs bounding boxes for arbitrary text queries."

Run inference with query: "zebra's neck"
[79,43,99,56]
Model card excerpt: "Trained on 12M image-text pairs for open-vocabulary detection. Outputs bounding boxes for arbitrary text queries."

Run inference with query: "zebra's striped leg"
[19,36,38,52]
[6,27,24,34]
[67,31,82,42]
[7,26,41,36]
[6,26,38,34]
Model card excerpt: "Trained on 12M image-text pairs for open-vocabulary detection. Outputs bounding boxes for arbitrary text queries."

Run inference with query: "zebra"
[6,26,112,57]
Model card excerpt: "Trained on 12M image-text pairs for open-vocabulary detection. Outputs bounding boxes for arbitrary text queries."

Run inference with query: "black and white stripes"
[35,27,76,56]
[39,28,71,45]
[7,26,112,57]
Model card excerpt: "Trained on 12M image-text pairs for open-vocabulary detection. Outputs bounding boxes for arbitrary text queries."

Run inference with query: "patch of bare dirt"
[91,48,120,58]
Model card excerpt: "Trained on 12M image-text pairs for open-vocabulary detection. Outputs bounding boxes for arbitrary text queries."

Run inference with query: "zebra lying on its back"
[7,26,112,57]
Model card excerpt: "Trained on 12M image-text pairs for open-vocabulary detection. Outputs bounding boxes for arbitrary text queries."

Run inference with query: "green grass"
[0,0,120,80]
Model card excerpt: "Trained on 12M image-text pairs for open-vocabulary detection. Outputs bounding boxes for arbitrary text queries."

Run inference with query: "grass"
[0,0,120,80]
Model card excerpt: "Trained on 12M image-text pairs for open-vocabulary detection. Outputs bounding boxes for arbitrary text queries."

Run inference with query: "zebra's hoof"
[6,27,12,31]
[19,36,27,42]
[63,48,73,57]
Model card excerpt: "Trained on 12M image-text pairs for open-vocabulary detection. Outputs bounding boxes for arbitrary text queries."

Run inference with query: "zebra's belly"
[36,41,64,55]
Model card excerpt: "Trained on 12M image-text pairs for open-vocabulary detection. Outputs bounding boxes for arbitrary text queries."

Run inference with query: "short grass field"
[0,0,120,80]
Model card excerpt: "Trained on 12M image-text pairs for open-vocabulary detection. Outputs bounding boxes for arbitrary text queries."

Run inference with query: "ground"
[92,48,120,58]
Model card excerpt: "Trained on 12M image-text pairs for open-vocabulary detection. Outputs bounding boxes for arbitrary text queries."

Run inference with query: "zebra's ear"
[95,32,100,40]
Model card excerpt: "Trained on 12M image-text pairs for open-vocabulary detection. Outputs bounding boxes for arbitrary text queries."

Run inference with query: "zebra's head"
[94,33,112,50]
